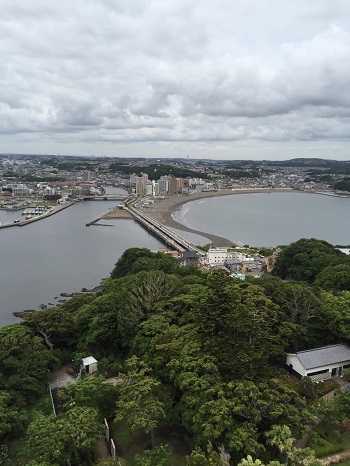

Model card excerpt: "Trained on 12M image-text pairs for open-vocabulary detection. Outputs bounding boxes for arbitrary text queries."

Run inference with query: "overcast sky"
[1,0,350,160]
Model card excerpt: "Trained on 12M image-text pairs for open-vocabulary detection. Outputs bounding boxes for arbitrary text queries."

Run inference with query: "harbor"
[0,202,75,228]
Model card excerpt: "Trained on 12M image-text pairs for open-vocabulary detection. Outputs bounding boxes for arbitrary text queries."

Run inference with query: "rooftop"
[82,356,97,366]
[296,344,350,370]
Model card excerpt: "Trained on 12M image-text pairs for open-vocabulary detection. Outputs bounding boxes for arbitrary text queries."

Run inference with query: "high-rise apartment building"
[158,176,169,195]
[135,179,144,195]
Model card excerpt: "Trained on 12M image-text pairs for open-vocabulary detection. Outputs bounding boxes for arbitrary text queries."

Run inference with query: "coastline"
[0,201,75,229]
[143,188,295,246]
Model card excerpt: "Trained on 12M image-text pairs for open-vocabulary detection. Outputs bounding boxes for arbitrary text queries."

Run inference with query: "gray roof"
[296,344,350,370]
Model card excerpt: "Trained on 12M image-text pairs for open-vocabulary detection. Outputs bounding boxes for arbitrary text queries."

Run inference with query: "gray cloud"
[1,0,350,159]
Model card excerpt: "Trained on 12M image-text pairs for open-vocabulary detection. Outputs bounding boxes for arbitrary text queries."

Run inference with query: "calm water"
[2,191,349,327]
[173,192,350,247]
[0,190,164,327]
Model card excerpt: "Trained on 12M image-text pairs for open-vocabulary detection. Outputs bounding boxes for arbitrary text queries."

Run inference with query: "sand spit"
[142,188,294,247]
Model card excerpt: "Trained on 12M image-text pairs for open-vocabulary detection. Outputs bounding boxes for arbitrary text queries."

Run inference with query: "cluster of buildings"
[204,247,266,277]
[2,154,350,200]
[160,247,269,278]
[0,181,103,203]
[128,173,215,196]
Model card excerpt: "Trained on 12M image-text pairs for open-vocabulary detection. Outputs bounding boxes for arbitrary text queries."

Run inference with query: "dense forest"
[2,240,350,465]
[109,163,208,180]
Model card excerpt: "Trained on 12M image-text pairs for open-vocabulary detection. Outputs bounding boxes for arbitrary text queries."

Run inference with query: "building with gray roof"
[286,344,350,382]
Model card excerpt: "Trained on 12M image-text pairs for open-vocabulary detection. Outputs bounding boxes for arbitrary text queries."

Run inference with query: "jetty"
[0,202,75,229]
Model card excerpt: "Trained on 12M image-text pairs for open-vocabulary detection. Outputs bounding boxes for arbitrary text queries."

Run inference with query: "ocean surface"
[0,188,164,327]
[1,190,349,327]
[172,192,350,247]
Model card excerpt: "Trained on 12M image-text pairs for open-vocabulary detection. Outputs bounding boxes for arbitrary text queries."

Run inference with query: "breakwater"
[0,202,75,229]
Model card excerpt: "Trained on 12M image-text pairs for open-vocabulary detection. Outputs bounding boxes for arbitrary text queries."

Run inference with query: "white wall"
[286,354,306,377]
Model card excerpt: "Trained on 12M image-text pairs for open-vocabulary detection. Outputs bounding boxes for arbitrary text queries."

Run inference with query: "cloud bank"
[1,0,350,159]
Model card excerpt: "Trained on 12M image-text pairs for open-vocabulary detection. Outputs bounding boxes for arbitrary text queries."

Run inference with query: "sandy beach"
[143,188,294,247]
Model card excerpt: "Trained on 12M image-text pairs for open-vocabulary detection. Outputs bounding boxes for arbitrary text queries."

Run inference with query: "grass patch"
[310,420,350,458]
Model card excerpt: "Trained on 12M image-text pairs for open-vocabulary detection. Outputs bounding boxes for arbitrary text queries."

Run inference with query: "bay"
[0,190,164,327]
[173,192,350,248]
[3,190,350,328]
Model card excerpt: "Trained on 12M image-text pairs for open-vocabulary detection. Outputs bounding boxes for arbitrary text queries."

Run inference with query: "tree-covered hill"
[273,238,350,290]
[2,244,350,465]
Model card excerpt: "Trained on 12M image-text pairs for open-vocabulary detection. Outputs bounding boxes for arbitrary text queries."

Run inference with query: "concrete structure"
[168,177,179,193]
[153,182,160,196]
[286,344,350,382]
[338,248,350,255]
[158,176,169,195]
[207,248,230,265]
[135,179,144,195]
[206,249,244,265]
[11,185,31,195]
[145,182,153,196]
[82,356,98,374]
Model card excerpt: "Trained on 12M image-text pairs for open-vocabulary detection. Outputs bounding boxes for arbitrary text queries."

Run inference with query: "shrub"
[311,438,344,458]
[315,380,338,397]
[300,376,316,398]
[277,374,300,393]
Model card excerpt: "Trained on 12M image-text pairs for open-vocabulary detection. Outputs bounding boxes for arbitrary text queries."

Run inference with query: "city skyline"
[1,1,350,160]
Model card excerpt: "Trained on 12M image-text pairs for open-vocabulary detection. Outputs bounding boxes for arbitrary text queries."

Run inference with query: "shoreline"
[0,201,75,228]
[143,188,296,246]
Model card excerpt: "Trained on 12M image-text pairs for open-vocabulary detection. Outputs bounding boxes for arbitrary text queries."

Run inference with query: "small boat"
[14,219,20,223]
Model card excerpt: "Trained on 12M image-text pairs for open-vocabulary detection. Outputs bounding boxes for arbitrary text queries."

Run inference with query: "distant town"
[1,154,350,208]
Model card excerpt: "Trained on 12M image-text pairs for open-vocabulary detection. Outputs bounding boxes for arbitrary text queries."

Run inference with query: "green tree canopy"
[27,406,104,464]
[111,248,179,279]
[273,238,349,283]
[115,356,165,448]
[58,376,118,419]
[315,263,350,292]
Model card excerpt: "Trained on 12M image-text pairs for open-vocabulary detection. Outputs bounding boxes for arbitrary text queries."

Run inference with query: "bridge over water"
[126,205,205,257]
[82,195,126,201]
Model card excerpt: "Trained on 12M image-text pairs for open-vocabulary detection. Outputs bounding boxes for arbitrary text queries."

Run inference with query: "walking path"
[321,448,350,465]
[48,366,77,385]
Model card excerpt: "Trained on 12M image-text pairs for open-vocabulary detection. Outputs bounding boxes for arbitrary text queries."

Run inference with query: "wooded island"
[2,239,350,465]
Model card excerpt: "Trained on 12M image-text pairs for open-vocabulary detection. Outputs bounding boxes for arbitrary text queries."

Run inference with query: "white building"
[82,356,98,374]
[206,249,244,265]
[10,185,31,196]
[206,248,229,265]
[145,182,153,196]
[338,249,350,256]
[286,344,350,382]
[153,182,160,196]
[158,177,169,195]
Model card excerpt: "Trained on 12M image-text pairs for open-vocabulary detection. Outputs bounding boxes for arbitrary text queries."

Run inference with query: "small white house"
[286,344,350,382]
[82,356,98,374]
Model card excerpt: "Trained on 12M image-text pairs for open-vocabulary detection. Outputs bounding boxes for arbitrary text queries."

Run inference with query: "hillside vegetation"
[2,241,350,465]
